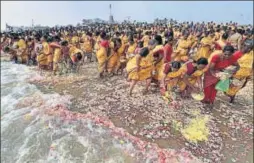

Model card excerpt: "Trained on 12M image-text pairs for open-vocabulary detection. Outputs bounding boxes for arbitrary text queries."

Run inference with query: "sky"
[1,1,253,30]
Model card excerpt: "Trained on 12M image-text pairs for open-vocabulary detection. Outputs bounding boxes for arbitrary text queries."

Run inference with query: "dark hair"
[223,45,235,53]
[115,32,120,36]
[205,31,210,36]
[100,32,106,39]
[237,28,242,34]
[13,36,19,40]
[86,32,92,37]
[137,41,143,48]
[95,31,100,36]
[140,47,149,56]
[42,35,48,40]
[47,36,53,42]
[53,35,61,42]
[27,37,32,42]
[3,46,10,52]
[61,40,68,46]
[76,52,82,61]
[171,61,181,69]
[222,33,229,40]
[154,35,162,45]
[196,57,208,65]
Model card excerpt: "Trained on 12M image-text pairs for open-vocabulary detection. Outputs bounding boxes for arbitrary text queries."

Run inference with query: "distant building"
[109,4,114,24]
[5,24,49,32]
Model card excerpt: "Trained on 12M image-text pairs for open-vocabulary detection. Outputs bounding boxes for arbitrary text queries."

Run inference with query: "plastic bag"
[215,79,230,92]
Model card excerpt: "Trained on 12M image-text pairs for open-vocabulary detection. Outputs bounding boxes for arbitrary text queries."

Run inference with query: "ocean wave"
[1,61,200,163]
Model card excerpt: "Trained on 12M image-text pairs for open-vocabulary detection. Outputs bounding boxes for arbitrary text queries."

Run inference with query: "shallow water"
[1,62,199,163]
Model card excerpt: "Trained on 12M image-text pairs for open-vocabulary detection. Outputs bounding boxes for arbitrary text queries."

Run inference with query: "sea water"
[1,62,141,163]
[1,61,199,163]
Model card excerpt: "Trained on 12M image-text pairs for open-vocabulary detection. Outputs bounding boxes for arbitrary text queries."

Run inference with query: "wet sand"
[29,61,253,163]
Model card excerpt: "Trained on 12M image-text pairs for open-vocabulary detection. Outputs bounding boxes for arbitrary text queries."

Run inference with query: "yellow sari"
[142,35,150,47]
[214,32,220,41]
[71,36,79,44]
[153,45,164,81]
[96,46,107,73]
[126,52,154,81]
[126,43,137,58]
[81,37,93,53]
[94,36,101,52]
[208,39,227,63]
[226,50,253,96]
[188,34,197,47]
[107,42,119,73]
[195,36,213,60]
[165,67,186,91]
[174,39,191,62]
[116,42,127,68]
[69,46,83,59]
[53,47,62,71]
[37,42,50,66]
[17,39,28,63]
[182,63,205,91]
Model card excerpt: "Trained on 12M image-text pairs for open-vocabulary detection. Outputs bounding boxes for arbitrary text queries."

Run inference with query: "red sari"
[203,51,243,103]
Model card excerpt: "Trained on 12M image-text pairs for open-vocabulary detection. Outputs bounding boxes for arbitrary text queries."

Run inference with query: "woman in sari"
[126,36,137,61]
[96,32,109,78]
[37,35,50,70]
[26,37,35,65]
[194,31,214,61]
[163,36,173,64]
[107,38,122,76]
[81,32,94,63]
[71,32,80,48]
[50,36,62,75]
[160,61,185,95]
[225,39,253,103]
[152,35,165,82]
[127,40,157,96]
[60,40,70,74]
[173,32,192,62]
[203,45,245,106]
[214,28,221,41]
[69,40,83,73]
[208,33,230,63]
[181,58,209,96]
[116,33,129,75]
[141,31,150,47]
[17,36,28,64]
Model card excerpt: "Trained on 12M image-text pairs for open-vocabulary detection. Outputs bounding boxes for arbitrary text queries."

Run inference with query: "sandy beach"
[25,60,253,163]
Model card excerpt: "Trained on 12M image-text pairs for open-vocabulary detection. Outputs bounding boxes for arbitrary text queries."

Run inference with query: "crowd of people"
[1,21,253,107]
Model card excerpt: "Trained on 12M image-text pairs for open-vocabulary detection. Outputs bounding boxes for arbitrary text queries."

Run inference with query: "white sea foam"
[1,61,200,163]
[0,62,142,163]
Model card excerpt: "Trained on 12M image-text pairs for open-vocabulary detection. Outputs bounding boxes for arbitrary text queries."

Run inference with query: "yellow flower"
[181,115,210,143]
[23,113,32,121]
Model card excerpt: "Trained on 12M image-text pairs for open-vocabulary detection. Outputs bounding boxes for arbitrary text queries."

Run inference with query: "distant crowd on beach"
[1,21,253,107]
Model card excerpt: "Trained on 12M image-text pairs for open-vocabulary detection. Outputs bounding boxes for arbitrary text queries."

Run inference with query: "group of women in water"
[1,21,253,107]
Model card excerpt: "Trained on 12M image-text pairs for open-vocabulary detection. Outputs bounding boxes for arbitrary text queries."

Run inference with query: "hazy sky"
[1,1,253,30]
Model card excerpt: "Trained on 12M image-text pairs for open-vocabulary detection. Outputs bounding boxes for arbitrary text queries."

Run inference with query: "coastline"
[22,60,253,163]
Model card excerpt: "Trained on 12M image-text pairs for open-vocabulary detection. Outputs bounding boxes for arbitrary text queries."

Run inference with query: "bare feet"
[229,96,235,103]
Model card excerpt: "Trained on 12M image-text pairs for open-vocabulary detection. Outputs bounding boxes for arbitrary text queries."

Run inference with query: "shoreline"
[21,60,253,163]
